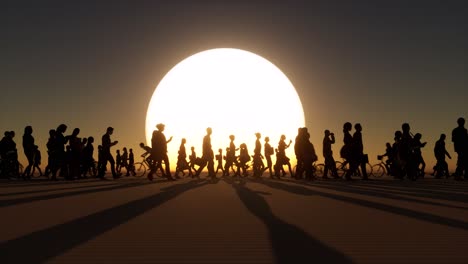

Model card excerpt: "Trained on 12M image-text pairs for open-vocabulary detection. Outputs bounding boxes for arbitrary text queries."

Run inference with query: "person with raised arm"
[98,127,119,180]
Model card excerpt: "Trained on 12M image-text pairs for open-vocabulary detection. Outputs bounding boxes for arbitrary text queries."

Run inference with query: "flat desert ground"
[1,173,467,263]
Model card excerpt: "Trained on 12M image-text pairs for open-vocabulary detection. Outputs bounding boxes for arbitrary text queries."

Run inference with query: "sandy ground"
[0,173,467,263]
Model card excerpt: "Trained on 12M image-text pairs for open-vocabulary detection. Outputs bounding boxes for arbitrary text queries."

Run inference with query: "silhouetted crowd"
[0,117,467,182]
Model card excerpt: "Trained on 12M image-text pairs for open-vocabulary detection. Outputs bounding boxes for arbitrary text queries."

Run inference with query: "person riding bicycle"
[139,142,155,166]
[378,142,394,176]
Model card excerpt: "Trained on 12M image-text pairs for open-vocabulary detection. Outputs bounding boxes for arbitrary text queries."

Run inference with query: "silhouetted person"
[196,127,215,179]
[341,122,353,180]
[98,127,119,179]
[400,123,417,180]
[238,143,251,177]
[175,138,190,178]
[264,136,274,178]
[81,136,95,178]
[31,145,43,176]
[44,129,56,178]
[413,133,427,178]
[121,147,129,176]
[433,134,451,178]
[274,135,292,178]
[116,149,122,173]
[392,130,403,179]
[294,128,307,179]
[128,148,135,176]
[22,126,35,179]
[378,142,394,176]
[215,148,225,176]
[452,117,467,180]
[151,123,174,180]
[67,128,82,180]
[302,129,318,181]
[189,146,198,177]
[0,131,19,178]
[224,135,239,176]
[97,145,104,174]
[252,132,265,177]
[323,130,338,178]
[139,142,154,166]
[352,123,368,180]
[275,148,286,177]
[52,124,68,180]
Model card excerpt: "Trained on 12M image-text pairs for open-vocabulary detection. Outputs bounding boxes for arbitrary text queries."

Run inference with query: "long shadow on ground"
[253,178,468,231]
[0,182,120,197]
[285,179,468,210]
[224,177,353,264]
[0,180,161,208]
[0,179,209,263]
[0,178,103,188]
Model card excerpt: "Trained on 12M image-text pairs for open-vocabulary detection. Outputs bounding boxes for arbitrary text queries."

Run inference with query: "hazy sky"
[1,1,467,170]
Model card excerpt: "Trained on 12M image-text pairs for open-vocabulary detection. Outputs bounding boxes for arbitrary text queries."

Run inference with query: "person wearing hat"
[151,123,174,180]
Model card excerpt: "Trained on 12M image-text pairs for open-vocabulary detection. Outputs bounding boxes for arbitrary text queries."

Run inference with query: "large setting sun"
[146,48,305,167]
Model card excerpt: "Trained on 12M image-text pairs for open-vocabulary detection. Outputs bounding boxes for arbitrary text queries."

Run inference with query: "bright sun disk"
[146,48,305,169]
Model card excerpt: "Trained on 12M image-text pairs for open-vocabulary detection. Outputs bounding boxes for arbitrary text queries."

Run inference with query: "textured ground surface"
[1,174,467,263]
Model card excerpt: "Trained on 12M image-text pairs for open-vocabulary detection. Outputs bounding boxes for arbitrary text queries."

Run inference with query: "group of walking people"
[1,117,467,182]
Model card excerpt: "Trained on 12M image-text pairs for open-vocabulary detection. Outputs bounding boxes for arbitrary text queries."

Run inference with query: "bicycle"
[175,158,193,178]
[229,156,253,177]
[336,158,373,178]
[370,155,391,178]
[292,161,324,179]
[132,155,165,178]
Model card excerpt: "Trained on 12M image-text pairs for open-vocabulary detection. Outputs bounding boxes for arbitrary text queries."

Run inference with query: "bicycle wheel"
[335,161,346,177]
[133,162,147,177]
[371,164,385,178]
[314,163,325,178]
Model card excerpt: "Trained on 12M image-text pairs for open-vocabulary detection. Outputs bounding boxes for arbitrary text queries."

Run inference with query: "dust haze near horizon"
[1,1,467,172]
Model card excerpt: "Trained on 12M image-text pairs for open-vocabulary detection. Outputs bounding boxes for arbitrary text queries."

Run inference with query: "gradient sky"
[1,1,467,171]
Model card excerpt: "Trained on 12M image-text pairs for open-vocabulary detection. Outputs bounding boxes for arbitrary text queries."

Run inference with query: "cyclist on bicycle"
[378,142,394,176]
[139,142,155,166]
